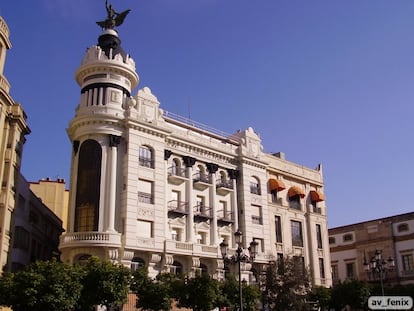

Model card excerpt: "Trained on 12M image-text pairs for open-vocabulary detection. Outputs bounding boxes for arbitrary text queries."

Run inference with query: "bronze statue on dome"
[96,0,130,30]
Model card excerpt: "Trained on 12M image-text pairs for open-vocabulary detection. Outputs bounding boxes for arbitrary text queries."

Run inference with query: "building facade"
[8,173,63,271]
[329,212,414,285]
[59,17,331,287]
[29,178,69,230]
[0,16,31,270]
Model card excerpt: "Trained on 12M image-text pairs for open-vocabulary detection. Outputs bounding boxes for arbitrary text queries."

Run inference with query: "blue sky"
[1,1,414,228]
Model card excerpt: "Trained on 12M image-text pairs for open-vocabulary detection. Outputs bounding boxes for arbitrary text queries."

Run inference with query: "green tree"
[0,272,15,308]
[5,259,82,311]
[131,270,178,311]
[77,256,131,311]
[307,286,331,310]
[264,257,311,311]
[330,279,371,311]
[175,273,221,311]
[219,275,260,311]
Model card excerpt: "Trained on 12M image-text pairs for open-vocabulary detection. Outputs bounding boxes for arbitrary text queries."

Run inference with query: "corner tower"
[60,5,139,263]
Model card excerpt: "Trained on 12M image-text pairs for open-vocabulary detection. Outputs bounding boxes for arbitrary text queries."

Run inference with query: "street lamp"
[363,249,395,296]
[220,229,258,311]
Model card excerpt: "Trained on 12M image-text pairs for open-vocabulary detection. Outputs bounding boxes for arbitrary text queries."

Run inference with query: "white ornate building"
[59,23,331,287]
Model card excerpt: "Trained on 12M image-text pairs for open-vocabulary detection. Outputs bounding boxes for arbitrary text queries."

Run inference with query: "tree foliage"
[175,273,221,311]
[0,259,82,311]
[131,270,178,311]
[330,279,371,310]
[76,256,131,311]
[263,256,311,311]
[307,286,331,310]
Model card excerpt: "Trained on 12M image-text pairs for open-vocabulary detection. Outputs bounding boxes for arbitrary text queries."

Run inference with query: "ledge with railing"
[60,231,121,248]
[167,200,189,216]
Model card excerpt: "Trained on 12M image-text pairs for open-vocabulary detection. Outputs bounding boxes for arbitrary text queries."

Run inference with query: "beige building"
[329,212,414,285]
[59,17,331,287]
[0,16,31,270]
[29,178,69,230]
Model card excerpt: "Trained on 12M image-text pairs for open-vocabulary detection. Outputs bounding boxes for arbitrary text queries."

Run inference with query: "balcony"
[216,179,233,195]
[164,240,220,258]
[217,211,233,225]
[194,204,212,221]
[59,231,121,249]
[193,172,211,190]
[138,192,153,204]
[168,166,187,185]
[167,200,189,217]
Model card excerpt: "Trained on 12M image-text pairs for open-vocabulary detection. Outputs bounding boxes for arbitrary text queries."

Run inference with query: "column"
[183,156,196,242]
[228,169,239,247]
[206,163,219,245]
[107,135,121,232]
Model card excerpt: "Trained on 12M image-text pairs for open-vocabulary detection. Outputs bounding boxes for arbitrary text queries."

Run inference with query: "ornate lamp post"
[363,249,395,296]
[220,230,258,311]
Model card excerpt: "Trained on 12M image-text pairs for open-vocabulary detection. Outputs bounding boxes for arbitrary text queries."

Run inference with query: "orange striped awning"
[310,190,325,202]
[269,179,286,191]
[288,186,305,198]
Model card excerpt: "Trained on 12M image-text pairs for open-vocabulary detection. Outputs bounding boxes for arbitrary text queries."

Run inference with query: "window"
[289,195,302,210]
[316,224,323,249]
[319,258,325,279]
[171,228,183,241]
[270,189,279,203]
[277,253,284,273]
[343,234,353,242]
[398,223,409,232]
[251,204,262,225]
[254,238,264,253]
[346,262,355,279]
[196,232,207,244]
[291,220,303,247]
[275,215,282,243]
[138,179,153,204]
[139,146,154,168]
[196,196,205,213]
[75,139,101,232]
[171,260,182,275]
[13,226,29,251]
[329,237,336,244]
[332,264,339,284]
[402,254,414,272]
[293,256,305,277]
[218,201,230,220]
[137,220,153,238]
[250,177,261,195]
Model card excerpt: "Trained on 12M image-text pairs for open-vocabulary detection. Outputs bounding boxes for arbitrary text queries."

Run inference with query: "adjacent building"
[29,178,69,230]
[0,16,31,270]
[59,14,332,287]
[329,212,414,285]
[9,173,63,271]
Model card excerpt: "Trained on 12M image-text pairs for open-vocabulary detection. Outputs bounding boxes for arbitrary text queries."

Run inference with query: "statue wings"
[96,8,131,29]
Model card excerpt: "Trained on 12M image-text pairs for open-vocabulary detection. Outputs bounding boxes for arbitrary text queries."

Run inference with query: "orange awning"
[310,190,325,202]
[269,179,286,191]
[288,186,305,198]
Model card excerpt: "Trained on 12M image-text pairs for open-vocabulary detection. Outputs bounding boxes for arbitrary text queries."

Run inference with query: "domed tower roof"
[97,29,128,62]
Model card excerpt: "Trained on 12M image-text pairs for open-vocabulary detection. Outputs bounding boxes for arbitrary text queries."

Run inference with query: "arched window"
[139,145,154,168]
[250,177,261,195]
[172,260,182,275]
[74,140,101,232]
[75,254,91,265]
